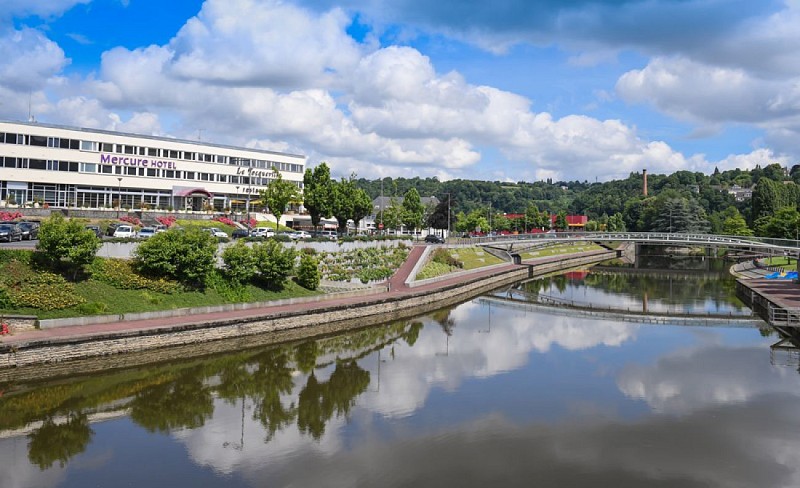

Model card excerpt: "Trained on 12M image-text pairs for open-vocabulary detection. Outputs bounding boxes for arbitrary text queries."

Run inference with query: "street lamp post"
[246,168,252,228]
[117,177,122,218]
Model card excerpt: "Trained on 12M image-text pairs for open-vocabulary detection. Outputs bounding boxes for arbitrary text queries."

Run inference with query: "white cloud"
[0,27,68,92]
[0,0,88,21]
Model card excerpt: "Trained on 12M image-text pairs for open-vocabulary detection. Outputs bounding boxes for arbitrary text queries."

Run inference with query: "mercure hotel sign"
[100,153,178,169]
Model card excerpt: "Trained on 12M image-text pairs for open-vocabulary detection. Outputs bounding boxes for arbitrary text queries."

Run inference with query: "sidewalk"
[1,246,612,348]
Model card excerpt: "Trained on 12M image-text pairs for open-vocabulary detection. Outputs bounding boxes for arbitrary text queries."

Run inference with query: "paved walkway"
[2,246,612,347]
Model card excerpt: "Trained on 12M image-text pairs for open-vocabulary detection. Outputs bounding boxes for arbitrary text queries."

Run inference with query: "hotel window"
[60,138,78,149]
[3,133,17,144]
[115,144,124,154]
[47,137,59,148]
[165,170,175,178]
[124,145,135,154]
[219,155,229,164]
[126,167,136,175]
[115,166,122,175]
[68,162,79,172]
[80,140,98,152]
[147,147,159,157]
[101,165,113,174]
[146,168,158,177]
[1,157,16,168]
[138,168,145,176]
[184,171,195,180]
[29,135,47,147]
[183,152,195,161]
[200,173,210,181]
[80,163,98,173]
[101,142,113,152]
[217,174,228,183]
[167,149,179,159]
[47,160,59,171]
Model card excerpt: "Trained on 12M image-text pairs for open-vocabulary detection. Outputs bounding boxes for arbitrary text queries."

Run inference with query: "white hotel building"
[0,120,306,212]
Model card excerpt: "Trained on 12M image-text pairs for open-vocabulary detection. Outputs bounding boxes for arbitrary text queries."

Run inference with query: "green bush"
[221,241,257,284]
[252,240,296,289]
[133,228,217,287]
[431,248,463,268]
[296,254,321,290]
[88,258,180,294]
[36,213,101,278]
[0,249,35,266]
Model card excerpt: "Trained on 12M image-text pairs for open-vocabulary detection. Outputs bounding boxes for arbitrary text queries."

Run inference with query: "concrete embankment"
[0,249,615,379]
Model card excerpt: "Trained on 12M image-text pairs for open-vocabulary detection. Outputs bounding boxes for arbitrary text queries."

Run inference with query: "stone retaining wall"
[0,251,615,375]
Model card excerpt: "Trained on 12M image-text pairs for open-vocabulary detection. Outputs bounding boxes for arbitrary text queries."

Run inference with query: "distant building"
[727,185,753,202]
[362,195,440,234]
[550,215,588,229]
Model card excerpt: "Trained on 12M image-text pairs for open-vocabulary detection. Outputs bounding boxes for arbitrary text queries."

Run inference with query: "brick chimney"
[643,169,648,196]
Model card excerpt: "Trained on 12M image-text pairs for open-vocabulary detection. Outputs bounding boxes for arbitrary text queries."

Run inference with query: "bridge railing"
[769,307,800,328]
[469,232,800,251]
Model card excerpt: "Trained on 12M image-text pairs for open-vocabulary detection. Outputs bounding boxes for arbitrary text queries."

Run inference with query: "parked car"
[203,227,228,238]
[0,223,22,242]
[138,227,157,239]
[85,225,103,238]
[231,228,250,239]
[315,230,337,241]
[113,225,136,238]
[251,227,275,238]
[292,230,312,240]
[425,234,445,244]
[18,221,40,240]
[154,224,168,233]
[107,222,120,236]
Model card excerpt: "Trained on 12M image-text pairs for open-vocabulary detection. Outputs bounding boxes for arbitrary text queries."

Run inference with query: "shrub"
[133,228,217,287]
[252,240,296,289]
[296,254,320,290]
[36,213,101,278]
[431,248,463,268]
[88,258,180,294]
[221,241,257,284]
[0,261,84,310]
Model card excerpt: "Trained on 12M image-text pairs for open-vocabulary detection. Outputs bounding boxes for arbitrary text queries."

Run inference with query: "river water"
[2,259,799,488]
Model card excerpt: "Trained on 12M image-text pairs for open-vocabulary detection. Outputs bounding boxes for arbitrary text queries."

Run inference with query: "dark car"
[17,221,39,240]
[0,223,22,242]
[231,228,250,239]
[424,234,445,244]
[85,225,103,238]
[107,223,120,236]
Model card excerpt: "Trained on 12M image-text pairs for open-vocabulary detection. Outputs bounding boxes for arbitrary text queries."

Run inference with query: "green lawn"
[519,242,603,259]
[763,256,796,268]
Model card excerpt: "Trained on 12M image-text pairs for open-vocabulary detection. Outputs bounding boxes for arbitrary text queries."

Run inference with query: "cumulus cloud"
[0,0,88,22]
[0,27,68,92]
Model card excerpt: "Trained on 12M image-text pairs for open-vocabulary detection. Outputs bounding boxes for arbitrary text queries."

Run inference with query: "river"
[1,258,798,488]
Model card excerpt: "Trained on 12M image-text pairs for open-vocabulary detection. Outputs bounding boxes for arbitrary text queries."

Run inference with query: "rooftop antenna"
[197,129,204,141]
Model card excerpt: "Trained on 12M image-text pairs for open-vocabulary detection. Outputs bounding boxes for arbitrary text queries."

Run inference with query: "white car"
[251,227,275,238]
[113,225,136,238]
[203,227,228,238]
[292,230,312,239]
[138,227,157,239]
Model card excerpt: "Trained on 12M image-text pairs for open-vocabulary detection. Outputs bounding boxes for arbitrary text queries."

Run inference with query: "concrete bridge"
[466,232,800,260]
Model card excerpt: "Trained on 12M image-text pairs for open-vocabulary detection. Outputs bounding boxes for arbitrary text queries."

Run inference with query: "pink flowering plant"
[156,216,177,227]
[0,211,23,222]
[120,216,141,226]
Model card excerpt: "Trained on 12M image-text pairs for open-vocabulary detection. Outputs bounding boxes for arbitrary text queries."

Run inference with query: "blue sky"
[1,0,798,182]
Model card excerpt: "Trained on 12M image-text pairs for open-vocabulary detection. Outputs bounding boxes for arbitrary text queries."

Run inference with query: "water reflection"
[1,268,798,487]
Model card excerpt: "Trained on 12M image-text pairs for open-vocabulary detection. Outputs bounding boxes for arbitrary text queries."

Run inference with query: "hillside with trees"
[342,163,799,238]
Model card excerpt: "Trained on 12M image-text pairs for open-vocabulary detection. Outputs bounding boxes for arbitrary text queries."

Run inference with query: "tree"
[554,211,568,231]
[607,213,626,232]
[401,188,425,234]
[260,171,299,230]
[378,198,403,232]
[426,199,451,234]
[331,175,372,233]
[303,162,334,231]
[721,210,753,236]
[36,213,101,279]
[758,206,800,239]
[134,227,217,286]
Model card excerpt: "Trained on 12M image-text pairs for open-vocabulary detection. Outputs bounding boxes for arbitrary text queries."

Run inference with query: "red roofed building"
[550,214,588,229]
